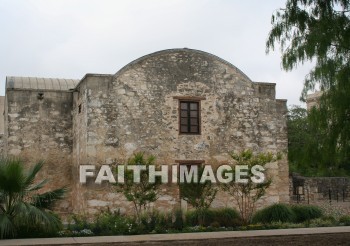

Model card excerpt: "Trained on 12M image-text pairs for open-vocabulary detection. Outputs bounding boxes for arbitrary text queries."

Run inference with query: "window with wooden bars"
[179,101,200,134]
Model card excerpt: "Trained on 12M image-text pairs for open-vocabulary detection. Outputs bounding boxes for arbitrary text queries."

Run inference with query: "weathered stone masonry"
[1,48,289,215]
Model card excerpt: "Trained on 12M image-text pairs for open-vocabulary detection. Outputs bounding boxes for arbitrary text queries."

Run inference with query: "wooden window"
[179,101,200,134]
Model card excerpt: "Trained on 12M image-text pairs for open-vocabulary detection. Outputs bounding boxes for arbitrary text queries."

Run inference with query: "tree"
[287,106,309,166]
[222,150,274,225]
[114,152,161,222]
[266,0,350,171]
[179,166,218,226]
[0,158,66,239]
[287,105,318,174]
[287,105,350,176]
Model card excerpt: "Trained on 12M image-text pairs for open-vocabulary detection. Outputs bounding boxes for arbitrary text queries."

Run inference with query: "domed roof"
[114,48,252,82]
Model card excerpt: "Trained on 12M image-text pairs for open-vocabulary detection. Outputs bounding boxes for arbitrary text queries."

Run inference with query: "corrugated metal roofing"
[6,76,80,91]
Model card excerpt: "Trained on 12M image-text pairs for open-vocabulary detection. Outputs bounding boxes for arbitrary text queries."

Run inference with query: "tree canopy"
[287,105,350,176]
[267,0,350,173]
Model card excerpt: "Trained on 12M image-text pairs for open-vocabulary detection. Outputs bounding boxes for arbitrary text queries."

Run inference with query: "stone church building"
[0,48,289,215]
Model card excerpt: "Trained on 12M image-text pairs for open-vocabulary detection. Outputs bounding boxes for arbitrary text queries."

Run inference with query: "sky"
[0,0,314,106]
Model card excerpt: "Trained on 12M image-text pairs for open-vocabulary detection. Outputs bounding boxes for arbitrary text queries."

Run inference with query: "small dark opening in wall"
[78,104,82,113]
[37,92,44,100]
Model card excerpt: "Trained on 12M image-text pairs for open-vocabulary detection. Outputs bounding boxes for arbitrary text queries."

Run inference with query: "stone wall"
[0,96,5,154]
[72,49,289,214]
[306,91,323,110]
[0,96,5,134]
[290,173,350,203]
[4,89,74,214]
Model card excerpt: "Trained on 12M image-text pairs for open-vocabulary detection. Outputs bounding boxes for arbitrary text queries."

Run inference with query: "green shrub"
[68,209,187,236]
[212,208,241,227]
[173,208,184,230]
[17,215,63,238]
[139,210,193,234]
[139,210,173,234]
[264,221,304,230]
[252,204,295,224]
[339,215,350,226]
[309,217,337,227]
[321,215,337,222]
[291,205,323,223]
[92,210,135,235]
[185,208,240,227]
[185,209,215,226]
[68,214,92,231]
[210,221,221,228]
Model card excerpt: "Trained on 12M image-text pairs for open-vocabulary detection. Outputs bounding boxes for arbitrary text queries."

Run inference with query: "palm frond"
[24,161,44,188]
[0,158,65,238]
[27,179,48,192]
[0,214,16,239]
[28,204,60,229]
[31,187,67,210]
[15,202,61,233]
[0,159,25,193]
[0,190,5,206]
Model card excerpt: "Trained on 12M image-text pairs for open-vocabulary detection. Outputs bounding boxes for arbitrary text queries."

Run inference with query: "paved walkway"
[1,226,350,246]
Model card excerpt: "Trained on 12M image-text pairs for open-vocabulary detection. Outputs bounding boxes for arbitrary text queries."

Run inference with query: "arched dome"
[113,48,252,83]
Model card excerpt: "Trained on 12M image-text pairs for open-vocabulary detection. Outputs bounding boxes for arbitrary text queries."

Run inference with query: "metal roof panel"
[6,76,80,91]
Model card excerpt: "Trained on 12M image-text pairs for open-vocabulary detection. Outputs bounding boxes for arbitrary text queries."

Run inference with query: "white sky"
[0,0,314,107]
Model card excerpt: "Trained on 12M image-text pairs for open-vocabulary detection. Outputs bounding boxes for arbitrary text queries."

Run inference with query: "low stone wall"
[1,227,350,246]
[290,173,350,204]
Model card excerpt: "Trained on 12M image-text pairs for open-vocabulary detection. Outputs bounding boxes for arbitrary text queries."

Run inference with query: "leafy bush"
[68,210,137,236]
[139,211,174,234]
[339,215,350,226]
[186,209,215,227]
[114,153,161,222]
[222,150,276,224]
[291,205,323,223]
[16,215,63,238]
[93,210,136,235]
[308,217,337,227]
[185,208,240,227]
[179,166,218,224]
[252,204,295,224]
[212,208,241,227]
[263,221,304,230]
[68,214,92,231]
[173,208,184,231]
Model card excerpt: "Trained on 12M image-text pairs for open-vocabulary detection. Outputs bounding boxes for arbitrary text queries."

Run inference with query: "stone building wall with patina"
[1,49,289,215]
[72,49,289,214]
[4,89,74,214]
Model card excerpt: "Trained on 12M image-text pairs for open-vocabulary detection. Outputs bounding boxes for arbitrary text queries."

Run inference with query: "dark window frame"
[178,100,201,135]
